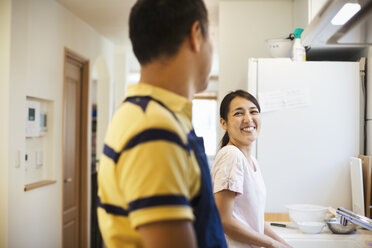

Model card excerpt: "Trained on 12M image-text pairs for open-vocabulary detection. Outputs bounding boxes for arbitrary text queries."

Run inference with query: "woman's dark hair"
[129,0,208,65]
[219,90,261,148]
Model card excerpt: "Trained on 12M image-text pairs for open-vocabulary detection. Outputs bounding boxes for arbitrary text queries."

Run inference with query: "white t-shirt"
[211,145,267,248]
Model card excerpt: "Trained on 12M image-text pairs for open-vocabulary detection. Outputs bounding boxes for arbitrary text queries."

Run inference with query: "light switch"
[36,151,43,166]
[15,150,21,168]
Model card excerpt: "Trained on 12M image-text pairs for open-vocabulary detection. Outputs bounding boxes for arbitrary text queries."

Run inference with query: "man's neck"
[138,51,196,100]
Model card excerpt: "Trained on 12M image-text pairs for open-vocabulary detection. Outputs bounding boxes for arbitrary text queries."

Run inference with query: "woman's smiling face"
[221,96,261,147]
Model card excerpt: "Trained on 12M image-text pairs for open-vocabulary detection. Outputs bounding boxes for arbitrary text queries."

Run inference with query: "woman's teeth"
[242,127,255,132]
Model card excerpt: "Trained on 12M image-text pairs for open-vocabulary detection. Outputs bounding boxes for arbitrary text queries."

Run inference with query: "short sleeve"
[211,146,245,195]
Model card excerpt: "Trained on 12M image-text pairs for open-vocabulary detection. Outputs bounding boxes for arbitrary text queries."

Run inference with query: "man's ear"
[220,118,228,131]
[189,21,203,53]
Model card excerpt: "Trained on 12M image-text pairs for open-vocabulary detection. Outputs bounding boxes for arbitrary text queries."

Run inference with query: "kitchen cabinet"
[293,0,328,29]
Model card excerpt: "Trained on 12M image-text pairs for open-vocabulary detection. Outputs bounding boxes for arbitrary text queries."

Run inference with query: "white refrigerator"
[247,58,363,213]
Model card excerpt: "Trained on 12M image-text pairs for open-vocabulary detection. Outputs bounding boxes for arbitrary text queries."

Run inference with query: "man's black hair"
[129,0,208,65]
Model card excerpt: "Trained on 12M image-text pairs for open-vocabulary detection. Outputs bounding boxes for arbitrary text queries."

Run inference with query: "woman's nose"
[244,113,253,122]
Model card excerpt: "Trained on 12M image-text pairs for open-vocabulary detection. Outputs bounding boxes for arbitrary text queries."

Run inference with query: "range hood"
[302,0,372,47]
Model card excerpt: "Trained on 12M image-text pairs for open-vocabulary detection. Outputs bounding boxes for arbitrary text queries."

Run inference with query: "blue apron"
[187,130,227,248]
[125,96,227,248]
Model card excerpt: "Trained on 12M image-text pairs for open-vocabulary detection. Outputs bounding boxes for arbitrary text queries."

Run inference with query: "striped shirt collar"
[126,83,192,121]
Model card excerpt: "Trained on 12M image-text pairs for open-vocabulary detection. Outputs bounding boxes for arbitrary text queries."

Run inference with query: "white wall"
[8,0,114,247]
[113,46,128,109]
[218,0,293,139]
[0,1,11,247]
[293,0,309,29]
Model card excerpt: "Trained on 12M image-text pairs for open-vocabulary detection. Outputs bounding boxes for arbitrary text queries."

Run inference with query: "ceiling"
[56,0,220,46]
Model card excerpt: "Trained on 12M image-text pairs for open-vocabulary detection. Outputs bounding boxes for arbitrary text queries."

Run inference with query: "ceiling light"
[331,3,361,25]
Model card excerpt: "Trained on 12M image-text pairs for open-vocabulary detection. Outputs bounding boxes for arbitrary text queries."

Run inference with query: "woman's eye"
[233,112,243,116]
[251,110,259,114]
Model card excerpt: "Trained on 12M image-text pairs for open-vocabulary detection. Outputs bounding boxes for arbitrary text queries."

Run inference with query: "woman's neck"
[227,141,252,160]
[227,141,256,171]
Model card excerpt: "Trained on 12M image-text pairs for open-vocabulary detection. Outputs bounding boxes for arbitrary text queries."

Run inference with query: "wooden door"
[63,59,82,248]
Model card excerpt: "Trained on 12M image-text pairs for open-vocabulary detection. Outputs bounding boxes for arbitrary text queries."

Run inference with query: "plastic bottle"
[292,28,306,61]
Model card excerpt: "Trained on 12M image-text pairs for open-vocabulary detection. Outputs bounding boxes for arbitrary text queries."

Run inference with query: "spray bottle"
[292,28,306,61]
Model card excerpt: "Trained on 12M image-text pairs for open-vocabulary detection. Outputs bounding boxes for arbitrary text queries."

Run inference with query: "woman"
[211,90,292,248]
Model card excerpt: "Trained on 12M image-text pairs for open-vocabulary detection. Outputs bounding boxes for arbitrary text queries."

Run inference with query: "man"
[97,0,227,247]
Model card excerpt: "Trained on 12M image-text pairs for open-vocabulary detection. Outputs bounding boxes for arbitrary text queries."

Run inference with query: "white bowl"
[286,204,329,224]
[297,221,325,234]
[266,39,293,58]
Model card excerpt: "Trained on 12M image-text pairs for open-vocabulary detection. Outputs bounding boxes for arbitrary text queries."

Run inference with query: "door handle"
[64,177,72,183]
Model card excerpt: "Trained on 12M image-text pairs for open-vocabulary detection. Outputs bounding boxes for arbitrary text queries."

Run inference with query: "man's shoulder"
[112,97,176,124]
[124,98,180,129]
[105,98,184,148]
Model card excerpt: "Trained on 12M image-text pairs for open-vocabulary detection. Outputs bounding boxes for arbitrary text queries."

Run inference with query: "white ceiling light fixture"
[331,3,361,25]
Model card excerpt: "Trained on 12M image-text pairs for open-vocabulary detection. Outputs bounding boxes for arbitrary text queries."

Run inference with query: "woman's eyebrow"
[233,106,257,111]
[232,107,244,111]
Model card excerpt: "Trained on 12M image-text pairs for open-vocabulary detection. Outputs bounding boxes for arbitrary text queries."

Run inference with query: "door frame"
[62,47,90,248]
